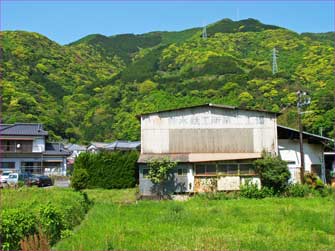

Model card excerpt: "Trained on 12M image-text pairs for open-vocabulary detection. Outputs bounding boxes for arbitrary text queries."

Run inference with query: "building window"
[0,162,15,169]
[218,164,238,175]
[195,164,206,175]
[177,167,188,176]
[195,164,217,176]
[195,163,256,176]
[206,164,216,175]
[21,162,42,174]
[286,161,296,165]
[142,168,149,178]
[239,164,255,175]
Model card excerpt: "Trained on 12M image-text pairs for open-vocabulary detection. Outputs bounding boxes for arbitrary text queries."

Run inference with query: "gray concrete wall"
[139,164,193,196]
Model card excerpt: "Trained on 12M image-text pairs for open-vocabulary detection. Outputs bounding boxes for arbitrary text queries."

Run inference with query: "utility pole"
[297,90,311,183]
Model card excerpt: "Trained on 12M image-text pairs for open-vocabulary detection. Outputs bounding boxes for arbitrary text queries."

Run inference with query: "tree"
[253,153,290,193]
[147,157,177,198]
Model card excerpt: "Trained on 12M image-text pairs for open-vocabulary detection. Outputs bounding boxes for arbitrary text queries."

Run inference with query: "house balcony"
[0,145,33,153]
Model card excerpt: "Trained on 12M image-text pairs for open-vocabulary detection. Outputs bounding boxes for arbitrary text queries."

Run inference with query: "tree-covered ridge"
[1,18,333,143]
[0,31,123,139]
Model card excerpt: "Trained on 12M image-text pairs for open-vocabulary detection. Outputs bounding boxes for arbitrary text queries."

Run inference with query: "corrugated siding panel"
[169,128,254,153]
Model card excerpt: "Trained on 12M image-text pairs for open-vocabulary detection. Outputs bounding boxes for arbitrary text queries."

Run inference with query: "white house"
[0,123,70,175]
[277,125,333,184]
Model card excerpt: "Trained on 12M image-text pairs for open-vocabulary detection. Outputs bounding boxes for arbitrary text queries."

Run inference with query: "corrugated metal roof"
[137,103,280,118]
[65,143,87,151]
[105,140,141,150]
[138,153,262,163]
[277,125,334,142]
[0,123,48,136]
[89,142,111,149]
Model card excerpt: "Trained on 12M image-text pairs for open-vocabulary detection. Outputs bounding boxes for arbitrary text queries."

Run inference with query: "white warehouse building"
[137,103,333,196]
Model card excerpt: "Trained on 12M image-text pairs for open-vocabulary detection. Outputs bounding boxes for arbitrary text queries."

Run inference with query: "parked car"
[7,173,34,186]
[30,175,53,187]
[0,171,13,183]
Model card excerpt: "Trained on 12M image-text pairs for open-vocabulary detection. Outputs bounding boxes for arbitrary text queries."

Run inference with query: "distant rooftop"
[105,140,141,150]
[0,123,48,136]
[65,143,87,151]
[137,103,280,117]
[45,142,70,156]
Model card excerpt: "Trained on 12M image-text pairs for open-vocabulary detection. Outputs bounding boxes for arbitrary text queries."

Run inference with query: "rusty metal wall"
[169,128,253,153]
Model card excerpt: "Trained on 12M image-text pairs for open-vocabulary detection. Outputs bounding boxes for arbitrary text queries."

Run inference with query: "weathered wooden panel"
[169,128,253,153]
[194,177,217,193]
[217,176,240,191]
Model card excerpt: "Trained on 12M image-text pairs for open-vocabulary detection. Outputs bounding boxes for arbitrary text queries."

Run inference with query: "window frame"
[177,167,188,176]
[195,162,256,176]
[142,168,150,178]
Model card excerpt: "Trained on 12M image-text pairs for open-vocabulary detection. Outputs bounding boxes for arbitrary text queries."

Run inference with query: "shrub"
[285,184,311,197]
[240,183,274,199]
[253,153,290,193]
[0,189,91,250]
[72,151,139,189]
[304,172,325,190]
[0,209,36,250]
[39,203,64,245]
[71,168,89,190]
[147,157,177,197]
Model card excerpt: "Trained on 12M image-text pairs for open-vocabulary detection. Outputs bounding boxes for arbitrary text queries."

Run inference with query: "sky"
[1,1,334,45]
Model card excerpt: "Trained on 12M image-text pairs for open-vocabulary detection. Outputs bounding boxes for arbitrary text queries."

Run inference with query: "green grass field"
[55,189,335,251]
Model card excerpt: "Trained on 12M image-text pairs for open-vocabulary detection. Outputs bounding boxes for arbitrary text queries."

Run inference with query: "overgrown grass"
[0,187,87,210]
[55,189,334,251]
[0,187,90,250]
[83,188,137,204]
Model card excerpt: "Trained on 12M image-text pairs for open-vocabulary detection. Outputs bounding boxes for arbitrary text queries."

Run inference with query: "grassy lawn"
[55,189,334,251]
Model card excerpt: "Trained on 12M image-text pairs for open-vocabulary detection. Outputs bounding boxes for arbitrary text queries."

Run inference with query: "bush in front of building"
[239,183,274,199]
[71,151,139,189]
[284,182,333,198]
[284,183,311,197]
[253,153,290,194]
[147,157,177,198]
[304,172,325,190]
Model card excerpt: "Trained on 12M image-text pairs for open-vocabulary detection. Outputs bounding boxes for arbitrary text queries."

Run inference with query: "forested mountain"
[1,18,333,143]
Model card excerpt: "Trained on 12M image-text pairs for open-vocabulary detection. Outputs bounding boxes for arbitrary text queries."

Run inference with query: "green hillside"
[1,18,333,143]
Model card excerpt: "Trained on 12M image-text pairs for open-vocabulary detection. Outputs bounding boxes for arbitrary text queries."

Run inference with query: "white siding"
[278,139,325,182]
[32,137,45,152]
[141,107,278,154]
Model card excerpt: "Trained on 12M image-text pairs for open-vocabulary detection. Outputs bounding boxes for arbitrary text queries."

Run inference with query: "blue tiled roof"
[0,123,48,136]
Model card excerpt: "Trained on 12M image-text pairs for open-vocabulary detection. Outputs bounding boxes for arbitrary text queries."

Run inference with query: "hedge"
[0,188,91,250]
[71,151,139,190]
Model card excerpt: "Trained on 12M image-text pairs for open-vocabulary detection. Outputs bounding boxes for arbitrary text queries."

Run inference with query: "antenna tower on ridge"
[272,47,278,74]
[202,24,207,39]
